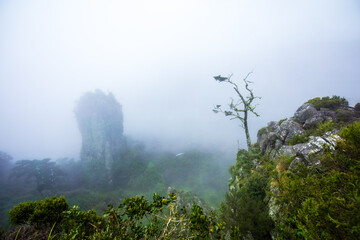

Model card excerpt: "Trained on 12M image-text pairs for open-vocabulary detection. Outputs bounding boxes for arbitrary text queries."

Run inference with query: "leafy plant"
[61,206,105,239]
[8,196,69,228]
[355,103,360,112]
[288,134,309,145]
[335,109,353,122]
[221,147,274,239]
[272,121,360,239]
[306,95,348,110]
[60,193,225,239]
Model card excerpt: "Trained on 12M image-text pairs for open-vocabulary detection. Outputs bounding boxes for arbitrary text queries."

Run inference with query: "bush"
[273,121,360,239]
[307,120,341,136]
[335,109,353,122]
[8,201,37,225]
[221,147,274,239]
[288,134,309,145]
[61,206,105,239]
[306,96,348,110]
[355,103,360,112]
[60,193,225,239]
[8,196,69,227]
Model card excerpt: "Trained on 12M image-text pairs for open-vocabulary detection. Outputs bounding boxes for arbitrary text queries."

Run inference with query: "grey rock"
[275,119,305,144]
[294,103,318,124]
[321,109,336,121]
[257,128,269,153]
[278,145,296,156]
[275,139,283,150]
[303,112,325,129]
[321,131,341,149]
[267,121,279,131]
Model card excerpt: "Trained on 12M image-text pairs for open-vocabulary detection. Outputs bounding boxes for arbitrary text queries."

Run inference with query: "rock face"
[75,90,125,170]
[257,102,357,167]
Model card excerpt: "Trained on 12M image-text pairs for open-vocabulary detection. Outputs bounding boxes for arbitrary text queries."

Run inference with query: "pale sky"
[1,0,359,160]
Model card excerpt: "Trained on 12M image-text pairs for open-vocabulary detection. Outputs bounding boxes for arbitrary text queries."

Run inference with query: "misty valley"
[1,90,360,239]
[0,90,233,239]
[1,0,359,238]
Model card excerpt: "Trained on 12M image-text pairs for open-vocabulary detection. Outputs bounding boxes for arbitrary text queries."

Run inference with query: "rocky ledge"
[257,101,359,167]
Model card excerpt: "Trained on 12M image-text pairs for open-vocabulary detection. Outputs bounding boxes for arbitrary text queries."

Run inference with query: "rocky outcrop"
[257,101,357,167]
[75,90,126,170]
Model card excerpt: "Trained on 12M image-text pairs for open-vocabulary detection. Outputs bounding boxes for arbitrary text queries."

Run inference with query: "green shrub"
[222,147,274,239]
[288,134,309,145]
[306,95,348,110]
[273,121,360,239]
[335,109,353,122]
[8,196,69,227]
[61,206,105,239]
[8,201,37,225]
[355,103,360,112]
[309,120,341,136]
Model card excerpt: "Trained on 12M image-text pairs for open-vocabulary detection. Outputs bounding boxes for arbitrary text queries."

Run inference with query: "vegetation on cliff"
[1,96,360,239]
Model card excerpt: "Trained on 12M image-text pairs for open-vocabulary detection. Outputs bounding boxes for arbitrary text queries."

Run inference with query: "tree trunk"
[244,111,252,150]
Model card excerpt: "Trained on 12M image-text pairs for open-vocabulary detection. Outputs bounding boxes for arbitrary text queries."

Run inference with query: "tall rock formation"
[75,90,125,170]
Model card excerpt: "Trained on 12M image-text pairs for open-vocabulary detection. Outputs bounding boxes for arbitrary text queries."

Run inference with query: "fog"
[0,0,359,160]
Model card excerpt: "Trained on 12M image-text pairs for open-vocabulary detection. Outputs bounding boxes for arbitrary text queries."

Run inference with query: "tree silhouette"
[213,72,260,149]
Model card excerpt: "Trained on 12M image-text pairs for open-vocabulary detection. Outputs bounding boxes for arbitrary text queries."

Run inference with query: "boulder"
[278,145,296,156]
[294,103,318,124]
[303,112,325,129]
[275,119,305,144]
[277,134,336,166]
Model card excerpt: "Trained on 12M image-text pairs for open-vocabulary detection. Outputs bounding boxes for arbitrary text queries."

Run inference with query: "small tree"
[213,72,261,149]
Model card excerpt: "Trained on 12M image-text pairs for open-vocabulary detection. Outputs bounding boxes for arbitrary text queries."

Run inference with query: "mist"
[1,0,359,160]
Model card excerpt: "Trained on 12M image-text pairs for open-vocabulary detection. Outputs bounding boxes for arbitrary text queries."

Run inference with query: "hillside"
[1,96,359,239]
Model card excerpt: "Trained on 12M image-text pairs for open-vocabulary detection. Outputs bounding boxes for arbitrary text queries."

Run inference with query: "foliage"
[61,206,105,239]
[221,147,274,239]
[288,134,309,145]
[304,120,342,137]
[335,109,353,122]
[306,95,348,110]
[278,118,287,125]
[11,159,64,193]
[355,102,360,112]
[8,196,69,228]
[213,72,261,149]
[60,193,225,239]
[311,120,336,136]
[272,121,360,239]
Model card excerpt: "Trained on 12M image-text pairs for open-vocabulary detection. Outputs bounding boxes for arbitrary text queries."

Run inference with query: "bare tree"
[213,72,261,149]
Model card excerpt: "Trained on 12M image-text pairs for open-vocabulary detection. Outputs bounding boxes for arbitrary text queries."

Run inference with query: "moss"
[306,95,348,110]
